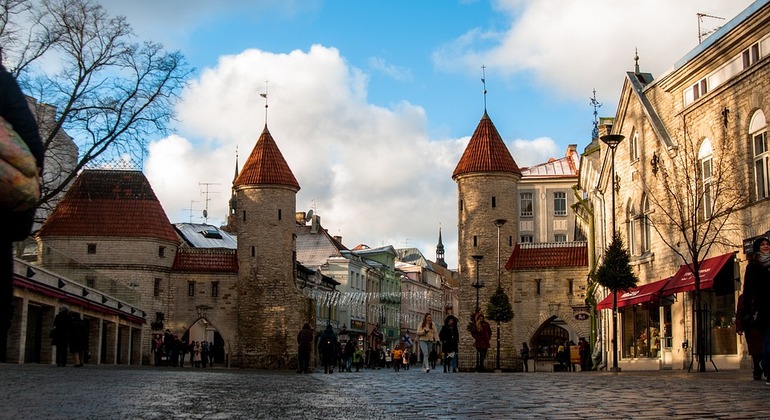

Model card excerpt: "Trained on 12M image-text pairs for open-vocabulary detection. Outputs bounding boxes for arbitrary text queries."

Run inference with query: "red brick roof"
[452,112,521,179]
[505,242,588,270]
[37,170,179,243]
[172,248,238,272]
[234,125,300,190]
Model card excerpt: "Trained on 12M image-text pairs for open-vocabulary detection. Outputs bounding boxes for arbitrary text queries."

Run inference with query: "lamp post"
[493,219,507,372]
[471,254,484,372]
[601,133,624,372]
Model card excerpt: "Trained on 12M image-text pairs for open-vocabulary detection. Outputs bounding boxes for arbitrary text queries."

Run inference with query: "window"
[568,279,574,295]
[535,279,541,295]
[554,192,567,216]
[492,196,496,208]
[459,200,463,211]
[211,281,219,298]
[251,246,255,257]
[85,276,96,289]
[520,193,533,217]
[154,278,161,297]
[187,281,195,297]
[621,303,661,359]
[699,139,714,219]
[743,42,760,69]
[473,235,477,247]
[641,195,652,253]
[278,209,282,220]
[752,110,769,200]
[520,235,533,243]
[630,131,639,162]
[692,78,708,100]
[87,243,96,254]
[158,246,166,258]
[554,234,567,242]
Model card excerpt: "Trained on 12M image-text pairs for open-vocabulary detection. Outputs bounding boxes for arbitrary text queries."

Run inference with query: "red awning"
[596,278,670,310]
[661,252,735,295]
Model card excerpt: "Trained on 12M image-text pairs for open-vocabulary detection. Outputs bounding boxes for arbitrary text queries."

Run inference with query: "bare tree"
[0,0,191,218]
[641,117,748,372]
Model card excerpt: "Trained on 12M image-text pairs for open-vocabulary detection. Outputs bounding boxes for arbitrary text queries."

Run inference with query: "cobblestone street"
[2,364,769,419]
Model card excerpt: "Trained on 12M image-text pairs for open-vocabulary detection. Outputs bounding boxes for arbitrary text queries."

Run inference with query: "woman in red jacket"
[470,312,492,372]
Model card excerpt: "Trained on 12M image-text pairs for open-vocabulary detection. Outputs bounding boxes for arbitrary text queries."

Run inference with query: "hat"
[753,237,770,253]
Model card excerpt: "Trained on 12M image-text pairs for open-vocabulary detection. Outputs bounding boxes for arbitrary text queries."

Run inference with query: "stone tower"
[233,124,307,368]
[452,111,521,364]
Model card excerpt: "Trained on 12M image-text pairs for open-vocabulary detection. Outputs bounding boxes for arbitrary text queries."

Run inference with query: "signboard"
[572,305,590,321]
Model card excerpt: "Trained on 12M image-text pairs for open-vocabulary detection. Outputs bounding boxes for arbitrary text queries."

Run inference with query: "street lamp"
[601,133,624,372]
[493,219,507,372]
[471,255,484,311]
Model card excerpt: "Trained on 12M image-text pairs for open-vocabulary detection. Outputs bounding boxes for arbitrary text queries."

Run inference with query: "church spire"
[436,225,447,268]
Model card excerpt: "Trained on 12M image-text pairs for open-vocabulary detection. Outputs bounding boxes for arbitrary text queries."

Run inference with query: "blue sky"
[99,0,752,268]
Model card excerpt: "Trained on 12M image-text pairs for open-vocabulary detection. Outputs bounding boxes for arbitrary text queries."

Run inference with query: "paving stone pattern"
[2,364,769,419]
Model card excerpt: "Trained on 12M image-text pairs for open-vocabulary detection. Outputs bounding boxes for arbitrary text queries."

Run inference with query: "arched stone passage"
[530,316,572,361]
[182,317,228,366]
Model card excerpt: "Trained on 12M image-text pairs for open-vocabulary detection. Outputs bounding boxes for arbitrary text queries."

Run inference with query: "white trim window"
[520,192,533,217]
[554,192,567,216]
[641,195,652,253]
[627,201,637,256]
[630,130,639,162]
[699,139,714,220]
[752,110,769,200]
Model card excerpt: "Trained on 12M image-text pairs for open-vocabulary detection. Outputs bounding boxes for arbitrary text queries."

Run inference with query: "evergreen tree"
[487,285,514,324]
[595,232,638,292]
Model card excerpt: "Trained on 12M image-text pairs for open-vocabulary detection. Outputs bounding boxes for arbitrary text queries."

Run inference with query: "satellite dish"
[305,209,314,222]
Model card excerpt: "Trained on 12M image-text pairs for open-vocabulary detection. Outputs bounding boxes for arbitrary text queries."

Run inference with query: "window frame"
[553,192,567,216]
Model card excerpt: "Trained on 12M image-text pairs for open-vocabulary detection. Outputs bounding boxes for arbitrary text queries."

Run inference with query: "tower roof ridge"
[452,112,521,179]
[234,125,300,190]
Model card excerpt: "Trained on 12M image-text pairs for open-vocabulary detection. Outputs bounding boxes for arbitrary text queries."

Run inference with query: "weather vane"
[590,88,602,140]
[259,80,269,125]
[481,65,488,112]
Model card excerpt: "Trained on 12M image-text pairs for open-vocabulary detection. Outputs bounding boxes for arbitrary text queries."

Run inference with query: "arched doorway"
[182,318,226,365]
[531,316,571,362]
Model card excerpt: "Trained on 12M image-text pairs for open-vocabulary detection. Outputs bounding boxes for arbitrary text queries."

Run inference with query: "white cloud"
[146,45,463,265]
[367,57,414,82]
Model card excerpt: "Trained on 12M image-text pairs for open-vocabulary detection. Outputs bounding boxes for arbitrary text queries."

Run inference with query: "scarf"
[757,252,770,267]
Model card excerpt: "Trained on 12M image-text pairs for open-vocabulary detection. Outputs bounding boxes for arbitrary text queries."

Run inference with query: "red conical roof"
[234,125,300,190]
[452,112,521,179]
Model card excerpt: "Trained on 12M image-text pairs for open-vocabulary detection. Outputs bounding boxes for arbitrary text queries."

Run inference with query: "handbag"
[0,115,40,211]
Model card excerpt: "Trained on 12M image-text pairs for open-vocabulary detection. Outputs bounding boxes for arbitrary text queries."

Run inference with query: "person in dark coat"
[520,342,530,372]
[470,312,492,372]
[736,293,763,380]
[297,322,313,374]
[440,314,459,373]
[69,312,87,367]
[52,305,71,367]
[0,63,44,361]
[318,325,338,374]
[741,236,770,382]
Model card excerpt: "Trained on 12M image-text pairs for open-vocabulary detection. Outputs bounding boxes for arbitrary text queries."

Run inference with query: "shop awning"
[596,278,670,310]
[661,252,735,295]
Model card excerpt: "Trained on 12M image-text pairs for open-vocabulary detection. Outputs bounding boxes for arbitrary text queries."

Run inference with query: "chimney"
[310,214,321,234]
[333,235,343,245]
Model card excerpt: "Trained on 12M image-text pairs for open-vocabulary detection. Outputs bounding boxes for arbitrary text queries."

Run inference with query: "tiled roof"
[521,156,578,178]
[505,242,588,270]
[295,223,348,267]
[234,125,300,190]
[172,248,238,272]
[452,112,521,179]
[37,170,179,243]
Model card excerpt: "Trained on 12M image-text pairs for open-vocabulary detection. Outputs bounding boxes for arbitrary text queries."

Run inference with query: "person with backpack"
[318,325,338,374]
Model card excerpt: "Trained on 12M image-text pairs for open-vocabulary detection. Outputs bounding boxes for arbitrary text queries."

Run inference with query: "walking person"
[520,342,530,372]
[69,312,87,367]
[297,322,313,374]
[192,341,201,368]
[417,312,438,373]
[52,305,71,367]
[391,344,403,372]
[737,293,764,380]
[318,324,338,374]
[0,63,44,362]
[200,340,209,368]
[353,345,364,372]
[440,315,459,373]
[470,312,492,372]
[741,236,770,384]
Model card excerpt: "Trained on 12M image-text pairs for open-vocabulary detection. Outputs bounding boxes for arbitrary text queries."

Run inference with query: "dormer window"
[201,229,222,239]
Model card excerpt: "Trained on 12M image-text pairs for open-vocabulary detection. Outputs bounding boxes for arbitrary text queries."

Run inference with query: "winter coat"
[318,327,338,364]
[439,318,459,354]
[52,310,71,347]
[417,322,439,342]
[736,293,764,356]
[297,325,313,350]
[743,258,770,328]
[470,320,492,350]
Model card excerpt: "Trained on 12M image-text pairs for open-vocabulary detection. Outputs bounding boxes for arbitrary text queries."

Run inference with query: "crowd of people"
[151,330,218,368]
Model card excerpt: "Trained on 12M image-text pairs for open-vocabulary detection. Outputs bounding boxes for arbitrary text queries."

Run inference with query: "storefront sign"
[572,305,590,321]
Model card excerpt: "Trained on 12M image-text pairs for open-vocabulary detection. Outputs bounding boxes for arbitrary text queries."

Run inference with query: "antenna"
[199,182,220,224]
[183,200,200,223]
[481,65,488,112]
[259,80,269,126]
[697,13,724,43]
[590,88,602,140]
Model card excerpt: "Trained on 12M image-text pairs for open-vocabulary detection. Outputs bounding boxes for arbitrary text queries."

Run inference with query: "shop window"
[621,304,661,358]
[706,275,737,355]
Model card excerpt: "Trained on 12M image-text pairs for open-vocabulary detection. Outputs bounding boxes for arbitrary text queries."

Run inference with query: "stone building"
[583,0,770,370]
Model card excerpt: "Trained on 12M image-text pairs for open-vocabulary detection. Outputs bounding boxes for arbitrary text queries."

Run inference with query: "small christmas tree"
[487,285,514,324]
[595,232,638,293]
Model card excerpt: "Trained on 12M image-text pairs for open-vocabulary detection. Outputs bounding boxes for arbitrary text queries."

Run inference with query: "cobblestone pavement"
[2,363,770,419]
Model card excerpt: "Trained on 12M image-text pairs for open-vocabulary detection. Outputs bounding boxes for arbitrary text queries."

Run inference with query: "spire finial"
[590,88,602,140]
[259,80,269,126]
[481,65,488,112]
[634,48,640,74]
[233,146,239,182]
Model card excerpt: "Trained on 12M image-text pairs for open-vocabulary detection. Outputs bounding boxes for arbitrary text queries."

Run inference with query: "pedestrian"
[556,341,567,371]
[736,293,763,380]
[520,342,530,372]
[152,334,163,367]
[402,348,410,370]
[51,305,71,367]
[297,322,313,374]
[0,62,44,361]
[578,337,590,372]
[178,339,188,368]
[193,341,201,368]
[741,236,770,383]
[69,311,87,367]
[344,339,354,372]
[391,344,403,372]
[201,340,209,368]
[318,324,338,374]
[440,314,459,373]
[417,312,438,373]
[470,312,492,372]
[353,345,364,372]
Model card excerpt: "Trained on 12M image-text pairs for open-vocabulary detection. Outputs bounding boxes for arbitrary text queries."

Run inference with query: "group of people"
[554,337,593,372]
[50,305,88,367]
[151,331,216,368]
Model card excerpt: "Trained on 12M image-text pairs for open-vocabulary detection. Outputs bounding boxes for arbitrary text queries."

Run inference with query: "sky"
[97,0,753,269]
